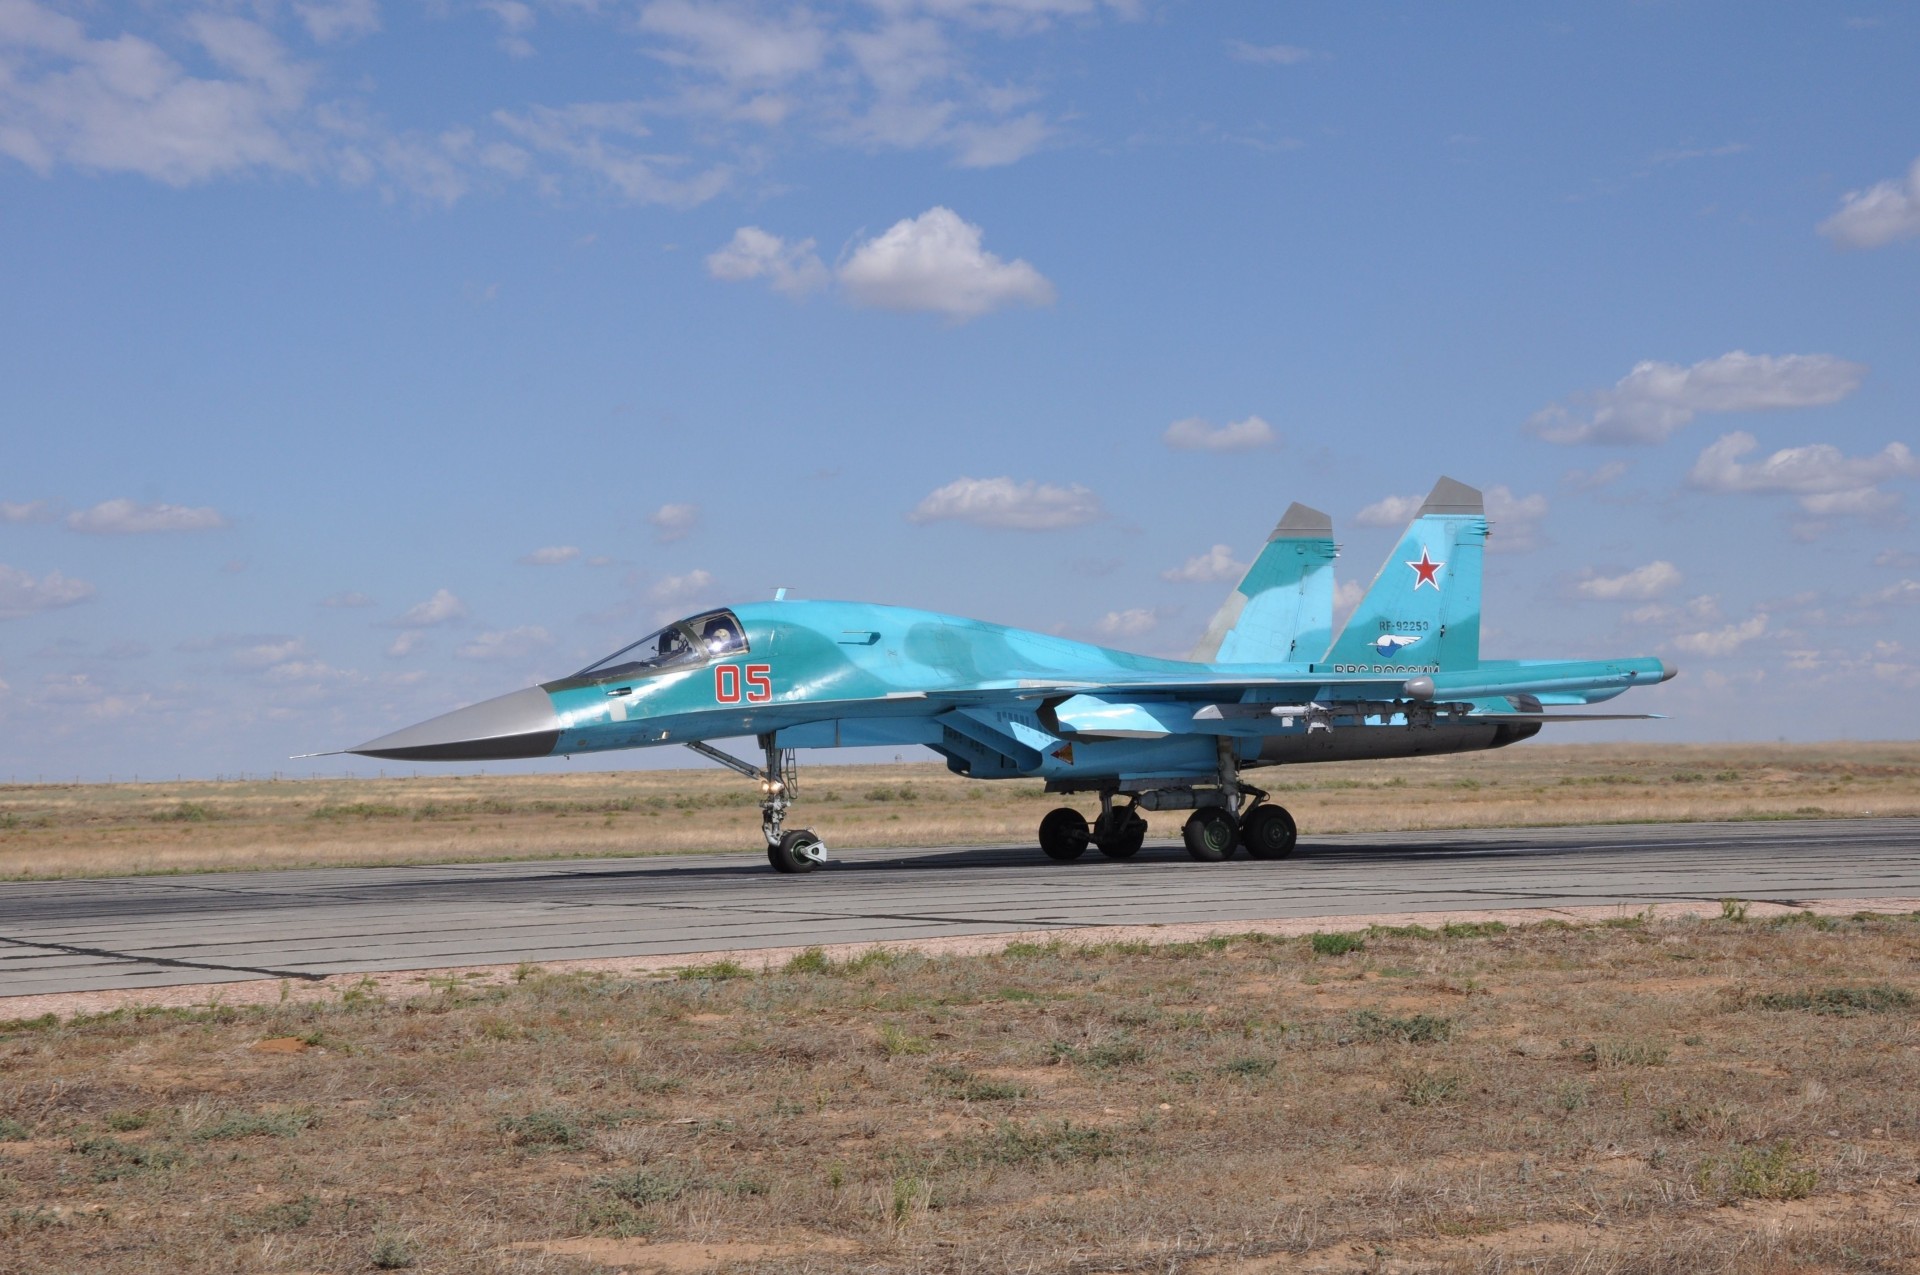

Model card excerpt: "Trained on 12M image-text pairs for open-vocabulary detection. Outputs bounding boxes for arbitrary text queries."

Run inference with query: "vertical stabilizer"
[1190,503,1338,664]
[1320,477,1486,672]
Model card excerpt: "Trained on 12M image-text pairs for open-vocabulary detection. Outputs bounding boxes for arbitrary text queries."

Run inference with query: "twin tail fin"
[1189,503,1336,664]
[1319,476,1485,673]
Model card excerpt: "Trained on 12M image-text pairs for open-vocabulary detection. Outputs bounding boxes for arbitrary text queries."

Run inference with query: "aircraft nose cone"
[349,686,562,762]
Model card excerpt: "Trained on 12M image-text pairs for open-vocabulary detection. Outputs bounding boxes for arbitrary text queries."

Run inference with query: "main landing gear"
[1038,790,1150,862]
[1035,740,1298,865]
[685,736,828,874]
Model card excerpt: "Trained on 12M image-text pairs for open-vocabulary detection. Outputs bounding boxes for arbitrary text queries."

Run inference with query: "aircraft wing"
[984,655,1673,705]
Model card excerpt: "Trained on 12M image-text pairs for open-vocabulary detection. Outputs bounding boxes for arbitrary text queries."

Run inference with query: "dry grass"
[2,910,1918,1273]
[1,742,1916,881]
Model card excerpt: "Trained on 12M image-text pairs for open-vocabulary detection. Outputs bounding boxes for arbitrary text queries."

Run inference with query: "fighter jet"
[345,478,1673,873]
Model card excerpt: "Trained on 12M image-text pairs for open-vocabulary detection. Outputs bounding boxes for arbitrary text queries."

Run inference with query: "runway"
[2,818,1917,1001]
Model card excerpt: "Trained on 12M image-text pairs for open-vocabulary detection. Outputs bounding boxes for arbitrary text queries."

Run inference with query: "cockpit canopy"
[574,609,748,681]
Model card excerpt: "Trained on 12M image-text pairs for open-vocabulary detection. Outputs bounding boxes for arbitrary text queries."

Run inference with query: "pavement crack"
[0,933,326,982]
[650,902,1077,928]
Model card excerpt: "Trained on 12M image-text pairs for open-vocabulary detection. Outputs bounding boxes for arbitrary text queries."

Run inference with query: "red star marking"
[1407,547,1443,590]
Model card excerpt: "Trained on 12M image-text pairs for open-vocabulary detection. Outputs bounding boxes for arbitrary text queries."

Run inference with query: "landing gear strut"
[685,736,828,874]
[1093,791,1147,860]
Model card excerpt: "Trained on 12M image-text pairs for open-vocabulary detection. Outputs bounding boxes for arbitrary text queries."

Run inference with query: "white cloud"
[518,545,580,566]
[481,0,535,58]
[0,0,1118,204]
[1819,156,1920,249]
[66,499,227,534]
[456,625,554,661]
[1625,594,1722,626]
[293,0,380,44]
[650,503,700,542]
[1528,351,1867,445]
[908,476,1102,530]
[1575,561,1683,602]
[1162,544,1244,583]
[1862,579,1920,607]
[950,113,1051,168]
[638,1,828,85]
[492,102,731,207]
[0,4,311,186]
[320,591,375,608]
[386,630,427,658]
[1875,549,1920,569]
[651,569,716,605]
[0,500,59,523]
[706,228,829,297]
[1562,461,1629,492]
[1333,579,1364,626]
[838,207,1054,321]
[1353,493,1423,528]
[393,588,468,627]
[1671,614,1768,657]
[0,563,93,620]
[1096,608,1159,638]
[1485,486,1549,553]
[260,658,362,688]
[225,638,307,671]
[627,0,1094,169]
[1686,431,1920,520]
[1162,415,1275,453]
[1228,41,1319,65]
[32,671,155,720]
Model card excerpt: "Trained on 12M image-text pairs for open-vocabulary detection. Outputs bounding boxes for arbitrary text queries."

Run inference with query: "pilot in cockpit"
[702,617,739,654]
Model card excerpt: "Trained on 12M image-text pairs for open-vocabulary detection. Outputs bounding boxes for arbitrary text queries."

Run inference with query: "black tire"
[1182,808,1238,862]
[1241,804,1298,860]
[768,829,822,874]
[1038,807,1090,861]
[1095,810,1147,860]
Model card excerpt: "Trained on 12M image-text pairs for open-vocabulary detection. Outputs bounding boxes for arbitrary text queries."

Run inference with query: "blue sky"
[2,0,1917,780]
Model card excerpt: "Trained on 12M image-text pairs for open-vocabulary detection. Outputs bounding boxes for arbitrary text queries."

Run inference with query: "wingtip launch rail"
[340,477,1675,873]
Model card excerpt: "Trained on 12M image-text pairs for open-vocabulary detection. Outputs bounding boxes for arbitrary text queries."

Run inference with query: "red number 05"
[715,664,773,704]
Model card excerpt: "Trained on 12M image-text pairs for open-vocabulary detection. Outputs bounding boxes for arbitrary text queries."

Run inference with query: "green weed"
[1311,931,1366,956]
[676,959,751,981]
[498,1110,584,1148]
[1582,1039,1669,1069]
[1350,1010,1454,1044]
[1753,985,1912,1015]
[599,1168,690,1206]
[196,1110,313,1140]
[1695,1141,1816,1202]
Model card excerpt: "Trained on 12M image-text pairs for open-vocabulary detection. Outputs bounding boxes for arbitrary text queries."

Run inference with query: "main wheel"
[1038,807,1091,861]
[1182,807,1238,862]
[1241,804,1298,860]
[1095,809,1147,860]
[768,828,823,874]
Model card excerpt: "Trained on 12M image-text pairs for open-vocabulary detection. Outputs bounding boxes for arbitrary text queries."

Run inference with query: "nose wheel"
[769,828,826,874]
[685,736,831,874]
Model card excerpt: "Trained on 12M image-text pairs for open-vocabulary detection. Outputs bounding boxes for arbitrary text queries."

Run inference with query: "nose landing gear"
[685,736,829,874]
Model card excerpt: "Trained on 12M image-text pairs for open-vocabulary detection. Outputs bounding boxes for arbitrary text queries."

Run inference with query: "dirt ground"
[2,909,1917,1273]
[2,742,1917,880]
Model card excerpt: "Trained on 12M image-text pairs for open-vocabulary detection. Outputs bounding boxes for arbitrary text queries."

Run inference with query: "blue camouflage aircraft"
[345,478,1673,873]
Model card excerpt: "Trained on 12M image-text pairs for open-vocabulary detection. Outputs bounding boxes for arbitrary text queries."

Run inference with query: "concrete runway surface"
[2,818,1917,1000]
